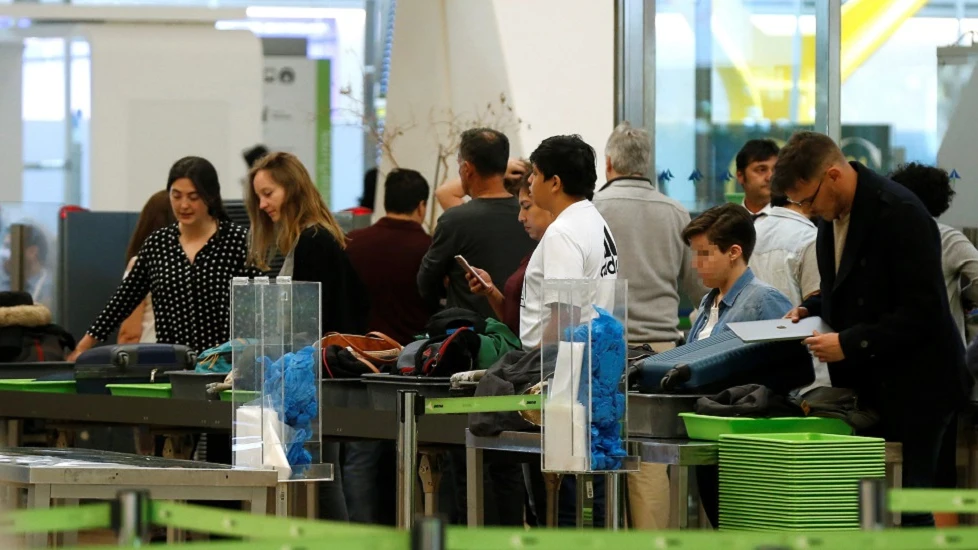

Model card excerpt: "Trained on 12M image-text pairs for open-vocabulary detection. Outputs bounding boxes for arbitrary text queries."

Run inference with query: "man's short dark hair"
[459,128,509,177]
[770,193,789,207]
[735,139,780,173]
[771,131,846,195]
[681,203,756,262]
[888,162,955,218]
[529,135,598,201]
[384,169,430,214]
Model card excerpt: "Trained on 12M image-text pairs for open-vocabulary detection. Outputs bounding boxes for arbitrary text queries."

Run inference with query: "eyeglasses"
[786,172,825,208]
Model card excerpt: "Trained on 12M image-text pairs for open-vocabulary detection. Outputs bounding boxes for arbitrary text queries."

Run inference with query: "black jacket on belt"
[800,162,974,412]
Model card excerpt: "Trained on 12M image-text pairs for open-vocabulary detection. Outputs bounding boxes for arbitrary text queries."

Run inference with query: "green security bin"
[0,379,76,394]
[679,413,853,441]
[219,390,261,402]
[106,383,172,399]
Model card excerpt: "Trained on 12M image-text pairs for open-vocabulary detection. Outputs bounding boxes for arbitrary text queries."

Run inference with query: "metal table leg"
[276,484,289,517]
[575,474,594,528]
[57,499,80,547]
[26,484,51,548]
[396,391,419,529]
[465,446,484,527]
[604,473,621,531]
[166,500,187,544]
[248,487,269,515]
[669,465,689,530]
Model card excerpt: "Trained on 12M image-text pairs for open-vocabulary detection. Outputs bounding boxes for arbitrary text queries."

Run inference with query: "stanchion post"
[411,516,446,550]
[860,478,887,530]
[397,390,419,530]
[114,490,148,546]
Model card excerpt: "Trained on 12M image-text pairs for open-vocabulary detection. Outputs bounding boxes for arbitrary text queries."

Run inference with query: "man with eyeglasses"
[773,131,973,527]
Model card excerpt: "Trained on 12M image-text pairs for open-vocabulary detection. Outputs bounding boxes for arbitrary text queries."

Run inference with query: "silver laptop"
[727,316,835,343]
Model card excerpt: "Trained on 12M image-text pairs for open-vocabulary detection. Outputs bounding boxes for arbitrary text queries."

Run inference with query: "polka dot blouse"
[88,220,260,353]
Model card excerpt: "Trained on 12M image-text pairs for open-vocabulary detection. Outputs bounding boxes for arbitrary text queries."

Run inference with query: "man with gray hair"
[593,121,707,530]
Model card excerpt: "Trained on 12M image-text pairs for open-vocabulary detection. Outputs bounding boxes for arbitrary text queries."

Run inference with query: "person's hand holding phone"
[466,268,494,296]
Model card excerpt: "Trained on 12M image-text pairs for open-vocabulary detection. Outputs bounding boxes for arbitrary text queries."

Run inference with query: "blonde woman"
[247,152,368,336]
[246,151,368,521]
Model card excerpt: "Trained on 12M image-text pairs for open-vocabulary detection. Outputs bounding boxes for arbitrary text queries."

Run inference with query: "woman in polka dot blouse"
[68,156,260,360]
[246,152,368,335]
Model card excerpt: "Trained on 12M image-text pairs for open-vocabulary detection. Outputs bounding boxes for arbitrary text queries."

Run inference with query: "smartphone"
[455,255,491,288]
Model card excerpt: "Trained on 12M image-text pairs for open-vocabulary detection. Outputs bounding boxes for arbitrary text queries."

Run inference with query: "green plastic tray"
[219,390,261,402]
[720,432,884,445]
[106,383,172,398]
[679,413,853,441]
[0,379,76,394]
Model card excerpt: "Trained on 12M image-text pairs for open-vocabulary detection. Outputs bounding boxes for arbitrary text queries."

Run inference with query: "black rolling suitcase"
[73,344,197,394]
[636,331,814,395]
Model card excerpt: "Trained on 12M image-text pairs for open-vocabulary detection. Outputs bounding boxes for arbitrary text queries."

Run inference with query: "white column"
[0,40,23,203]
[84,24,262,211]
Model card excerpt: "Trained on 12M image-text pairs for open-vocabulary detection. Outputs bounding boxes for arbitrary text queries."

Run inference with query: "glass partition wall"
[617,0,841,214]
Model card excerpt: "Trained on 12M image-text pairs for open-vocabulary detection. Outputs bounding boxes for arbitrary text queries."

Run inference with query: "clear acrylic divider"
[540,278,637,474]
[230,276,331,482]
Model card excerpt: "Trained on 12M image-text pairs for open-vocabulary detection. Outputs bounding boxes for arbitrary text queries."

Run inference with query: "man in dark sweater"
[347,168,435,345]
[418,128,535,319]
[343,168,433,525]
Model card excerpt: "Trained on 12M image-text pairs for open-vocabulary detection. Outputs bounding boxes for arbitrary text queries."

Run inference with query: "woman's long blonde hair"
[246,152,347,270]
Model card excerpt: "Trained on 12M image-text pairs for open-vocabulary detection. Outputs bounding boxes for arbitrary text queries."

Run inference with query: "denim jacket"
[688,268,793,343]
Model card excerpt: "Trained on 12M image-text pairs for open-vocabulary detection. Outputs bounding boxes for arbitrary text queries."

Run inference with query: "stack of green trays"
[718,433,885,532]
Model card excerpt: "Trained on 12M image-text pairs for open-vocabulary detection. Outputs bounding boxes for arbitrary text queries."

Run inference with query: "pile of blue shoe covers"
[262,345,317,472]
[565,308,627,470]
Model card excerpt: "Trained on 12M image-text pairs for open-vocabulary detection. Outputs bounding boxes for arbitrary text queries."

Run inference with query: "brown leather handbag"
[320,332,403,373]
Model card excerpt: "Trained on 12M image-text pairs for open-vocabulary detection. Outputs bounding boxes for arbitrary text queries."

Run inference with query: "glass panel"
[21,37,91,207]
[230,276,331,481]
[842,7,978,232]
[0,202,64,319]
[654,0,819,214]
[540,279,634,474]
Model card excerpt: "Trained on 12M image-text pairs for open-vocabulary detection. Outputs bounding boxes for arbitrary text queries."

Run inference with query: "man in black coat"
[772,131,974,527]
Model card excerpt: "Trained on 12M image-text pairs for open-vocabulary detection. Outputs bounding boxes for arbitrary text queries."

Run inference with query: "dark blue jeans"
[342,441,396,524]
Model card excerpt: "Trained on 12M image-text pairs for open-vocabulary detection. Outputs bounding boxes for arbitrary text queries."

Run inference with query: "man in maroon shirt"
[342,168,433,525]
[346,168,434,345]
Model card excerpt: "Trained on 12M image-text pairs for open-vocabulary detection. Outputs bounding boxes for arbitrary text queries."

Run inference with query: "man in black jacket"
[772,131,974,527]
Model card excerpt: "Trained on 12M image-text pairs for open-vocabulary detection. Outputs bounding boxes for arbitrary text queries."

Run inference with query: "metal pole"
[362,0,380,175]
[604,472,622,530]
[859,478,887,530]
[693,0,715,208]
[411,516,446,550]
[7,224,26,293]
[397,390,419,529]
[815,0,842,142]
[115,491,146,546]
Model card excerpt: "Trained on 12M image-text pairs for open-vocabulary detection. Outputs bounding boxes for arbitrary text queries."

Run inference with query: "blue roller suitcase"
[73,344,196,395]
[637,331,813,395]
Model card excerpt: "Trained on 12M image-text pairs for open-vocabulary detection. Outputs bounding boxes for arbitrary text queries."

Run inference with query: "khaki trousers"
[627,340,676,530]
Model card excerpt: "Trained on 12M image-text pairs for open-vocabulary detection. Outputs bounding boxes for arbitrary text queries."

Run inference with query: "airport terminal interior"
[3,0,978,548]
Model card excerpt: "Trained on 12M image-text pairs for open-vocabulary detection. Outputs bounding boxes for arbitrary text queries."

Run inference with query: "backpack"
[399,308,487,377]
[0,292,74,363]
[404,327,482,377]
